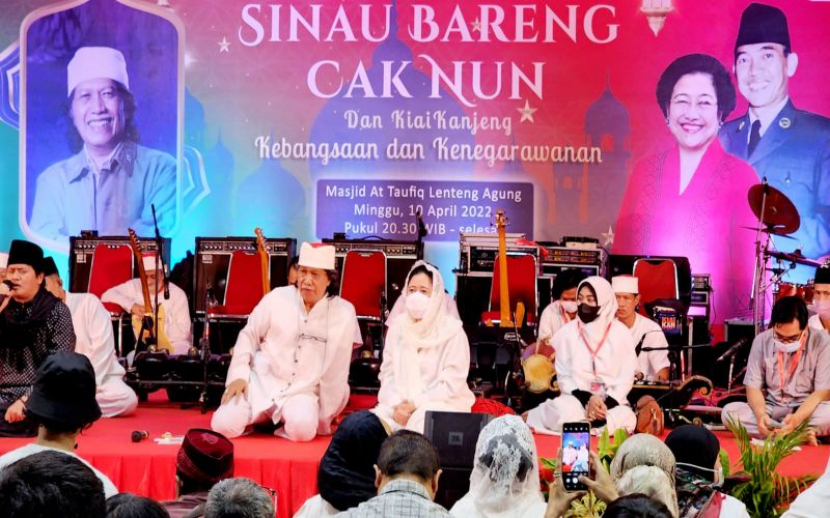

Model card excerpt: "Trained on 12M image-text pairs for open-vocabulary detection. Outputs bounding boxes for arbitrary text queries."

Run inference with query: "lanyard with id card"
[578,321,613,397]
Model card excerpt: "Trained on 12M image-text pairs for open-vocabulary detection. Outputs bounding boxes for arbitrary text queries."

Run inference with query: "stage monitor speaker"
[425,411,493,510]
[69,235,171,294]
[194,237,296,314]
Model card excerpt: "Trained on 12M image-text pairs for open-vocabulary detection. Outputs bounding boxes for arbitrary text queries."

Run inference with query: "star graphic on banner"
[218,37,231,53]
[601,225,615,247]
[517,100,537,123]
[472,18,482,32]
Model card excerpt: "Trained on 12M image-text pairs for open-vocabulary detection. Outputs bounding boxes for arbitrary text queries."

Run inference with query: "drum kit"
[747,182,823,333]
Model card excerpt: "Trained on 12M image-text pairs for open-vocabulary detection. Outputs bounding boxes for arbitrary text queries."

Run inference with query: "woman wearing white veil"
[373,261,475,433]
[525,276,638,434]
[450,415,547,517]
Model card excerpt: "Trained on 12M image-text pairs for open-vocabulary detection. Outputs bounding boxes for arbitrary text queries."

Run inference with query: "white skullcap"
[0,252,7,268]
[612,275,639,294]
[67,47,129,97]
[142,254,164,272]
[298,242,335,270]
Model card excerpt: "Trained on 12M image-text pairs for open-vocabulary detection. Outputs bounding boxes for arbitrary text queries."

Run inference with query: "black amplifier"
[322,238,419,309]
[460,233,538,274]
[194,237,296,314]
[538,243,606,278]
[69,235,171,293]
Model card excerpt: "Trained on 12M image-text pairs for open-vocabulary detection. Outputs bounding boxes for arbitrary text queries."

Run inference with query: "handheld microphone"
[131,430,150,443]
[715,338,750,363]
[0,279,14,304]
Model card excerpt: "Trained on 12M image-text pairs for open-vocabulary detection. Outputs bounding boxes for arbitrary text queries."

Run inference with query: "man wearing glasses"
[211,242,360,442]
[722,296,830,445]
[809,267,830,333]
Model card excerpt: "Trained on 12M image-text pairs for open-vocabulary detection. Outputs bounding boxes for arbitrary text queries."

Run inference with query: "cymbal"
[741,226,795,239]
[766,249,822,268]
[748,184,800,235]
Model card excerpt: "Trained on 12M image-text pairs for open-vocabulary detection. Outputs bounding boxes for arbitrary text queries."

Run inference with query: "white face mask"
[773,332,803,353]
[405,291,431,319]
[814,299,830,318]
[560,300,578,314]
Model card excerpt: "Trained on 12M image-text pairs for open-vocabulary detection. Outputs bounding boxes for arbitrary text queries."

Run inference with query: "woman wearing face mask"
[373,262,475,433]
[524,276,638,434]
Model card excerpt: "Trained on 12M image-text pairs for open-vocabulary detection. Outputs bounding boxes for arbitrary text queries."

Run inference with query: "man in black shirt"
[0,240,75,436]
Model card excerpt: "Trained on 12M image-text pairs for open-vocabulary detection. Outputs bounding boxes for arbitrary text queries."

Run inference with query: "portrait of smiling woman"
[614,53,758,323]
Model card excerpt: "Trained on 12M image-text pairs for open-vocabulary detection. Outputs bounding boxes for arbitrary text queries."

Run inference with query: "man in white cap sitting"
[211,242,360,441]
[42,257,138,417]
[102,253,192,355]
[612,276,671,383]
[29,46,177,242]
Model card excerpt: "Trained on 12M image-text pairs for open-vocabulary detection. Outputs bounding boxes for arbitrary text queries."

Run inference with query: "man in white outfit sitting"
[210,242,360,441]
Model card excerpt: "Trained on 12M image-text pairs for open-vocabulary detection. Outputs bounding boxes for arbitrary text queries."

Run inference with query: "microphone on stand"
[151,204,170,300]
[715,338,750,363]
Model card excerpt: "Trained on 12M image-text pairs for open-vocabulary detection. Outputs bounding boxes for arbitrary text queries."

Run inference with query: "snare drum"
[776,283,814,304]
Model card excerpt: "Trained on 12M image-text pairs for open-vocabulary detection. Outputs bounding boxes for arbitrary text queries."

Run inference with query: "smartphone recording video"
[561,421,591,491]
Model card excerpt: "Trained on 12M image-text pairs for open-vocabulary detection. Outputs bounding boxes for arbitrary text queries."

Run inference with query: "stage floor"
[0,395,828,517]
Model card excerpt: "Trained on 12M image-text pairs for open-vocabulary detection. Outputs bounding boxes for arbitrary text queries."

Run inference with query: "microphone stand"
[416,209,427,260]
[199,285,214,413]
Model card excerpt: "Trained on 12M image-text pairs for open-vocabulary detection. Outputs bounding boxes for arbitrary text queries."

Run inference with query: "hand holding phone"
[561,422,591,491]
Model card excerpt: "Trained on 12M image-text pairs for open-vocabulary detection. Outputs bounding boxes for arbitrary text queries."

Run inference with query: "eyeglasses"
[299,333,327,344]
[773,330,803,344]
[260,485,278,510]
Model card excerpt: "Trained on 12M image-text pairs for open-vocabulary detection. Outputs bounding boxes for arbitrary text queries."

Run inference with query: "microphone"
[416,208,428,238]
[0,279,14,304]
[715,338,750,363]
[131,430,150,443]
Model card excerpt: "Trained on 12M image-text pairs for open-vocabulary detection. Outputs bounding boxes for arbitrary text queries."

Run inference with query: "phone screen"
[561,422,591,491]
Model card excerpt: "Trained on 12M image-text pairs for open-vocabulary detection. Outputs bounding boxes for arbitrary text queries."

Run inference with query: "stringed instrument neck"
[496,209,514,328]
[255,227,270,296]
[128,229,154,314]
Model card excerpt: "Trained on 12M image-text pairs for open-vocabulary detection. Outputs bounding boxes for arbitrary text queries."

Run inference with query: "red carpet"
[0,394,828,517]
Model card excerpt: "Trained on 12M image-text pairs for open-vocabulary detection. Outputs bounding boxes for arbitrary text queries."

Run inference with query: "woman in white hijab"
[374,261,475,433]
[525,276,638,434]
[450,415,546,518]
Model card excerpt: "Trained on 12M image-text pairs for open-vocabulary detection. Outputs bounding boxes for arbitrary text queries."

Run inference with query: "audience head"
[375,430,442,499]
[615,466,678,517]
[464,415,541,513]
[204,478,275,518]
[176,429,235,496]
[604,494,673,518]
[318,411,389,511]
[665,425,722,483]
[610,434,678,517]
[25,351,102,436]
[0,450,106,518]
[106,493,169,518]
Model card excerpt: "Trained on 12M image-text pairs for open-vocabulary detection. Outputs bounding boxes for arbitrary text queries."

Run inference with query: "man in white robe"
[612,276,671,382]
[42,257,137,417]
[525,277,638,434]
[102,254,192,354]
[210,242,360,441]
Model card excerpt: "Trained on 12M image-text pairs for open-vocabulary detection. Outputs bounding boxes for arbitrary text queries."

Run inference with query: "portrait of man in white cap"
[29,46,177,243]
[211,242,361,442]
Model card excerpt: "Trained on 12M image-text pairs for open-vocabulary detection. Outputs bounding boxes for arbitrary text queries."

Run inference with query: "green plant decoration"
[725,418,817,518]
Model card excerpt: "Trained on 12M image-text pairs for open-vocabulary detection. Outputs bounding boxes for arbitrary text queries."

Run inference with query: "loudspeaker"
[69,235,171,293]
[193,237,296,314]
[425,411,493,510]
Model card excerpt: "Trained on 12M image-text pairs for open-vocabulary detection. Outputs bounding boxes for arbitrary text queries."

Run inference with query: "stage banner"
[0,0,828,322]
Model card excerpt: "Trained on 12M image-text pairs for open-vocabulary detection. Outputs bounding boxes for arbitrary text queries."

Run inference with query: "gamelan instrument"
[626,375,713,413]
[128,229,172,353]
[523,339,556,394]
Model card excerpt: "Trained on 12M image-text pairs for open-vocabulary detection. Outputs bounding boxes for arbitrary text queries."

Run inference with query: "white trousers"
[211,392,319,442]
[721,401,830,438]
[526,394,636,434]
[97,376,138,418]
